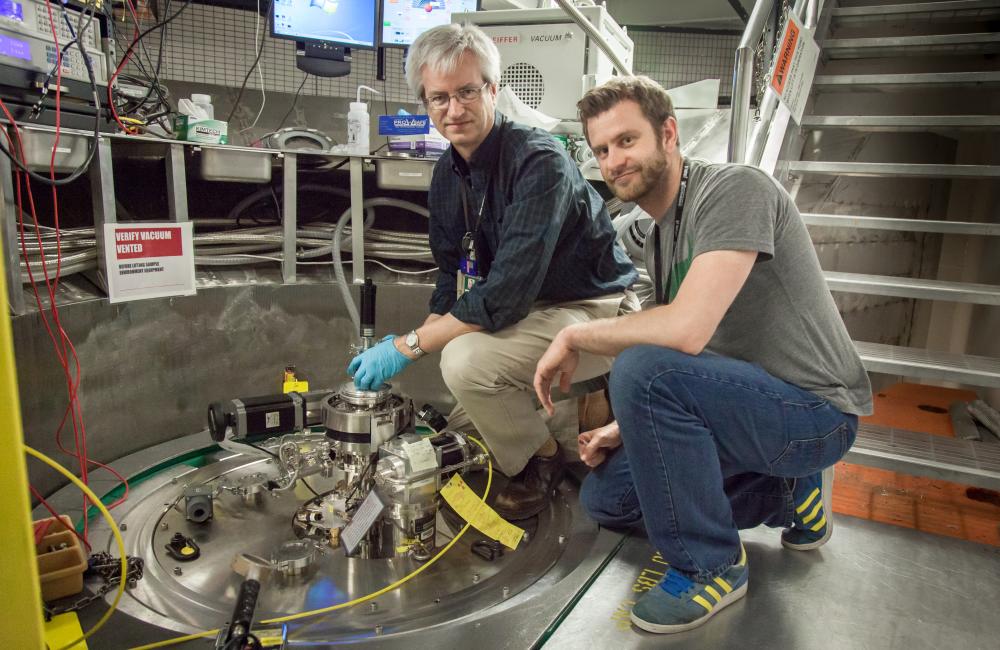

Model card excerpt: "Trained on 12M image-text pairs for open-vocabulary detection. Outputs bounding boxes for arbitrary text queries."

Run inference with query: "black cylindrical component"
[206,393,310,441]
[207,401,234,442]
[360,277,376,337]
[225,578,261,642]
[417,403,448,434]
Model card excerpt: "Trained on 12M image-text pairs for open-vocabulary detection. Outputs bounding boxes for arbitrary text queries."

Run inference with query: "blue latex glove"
[347,335,413,390]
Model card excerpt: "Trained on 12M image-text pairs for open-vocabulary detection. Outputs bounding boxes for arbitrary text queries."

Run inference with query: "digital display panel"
[381,0,478,47]
[0,0,24,23]
[273,0,379,49]
[0,33,31,61]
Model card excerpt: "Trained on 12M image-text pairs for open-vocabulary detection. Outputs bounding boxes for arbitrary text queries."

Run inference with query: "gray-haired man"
[347,23,638,520]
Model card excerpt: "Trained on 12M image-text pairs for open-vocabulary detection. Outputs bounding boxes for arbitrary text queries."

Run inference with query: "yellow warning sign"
[440,474,524,550]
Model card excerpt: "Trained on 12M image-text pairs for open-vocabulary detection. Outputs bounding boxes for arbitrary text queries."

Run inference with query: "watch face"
[406,332,418,347]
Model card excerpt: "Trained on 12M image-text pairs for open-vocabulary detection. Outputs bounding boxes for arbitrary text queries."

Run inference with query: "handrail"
[553,0,633,76]
[728,0,777,163]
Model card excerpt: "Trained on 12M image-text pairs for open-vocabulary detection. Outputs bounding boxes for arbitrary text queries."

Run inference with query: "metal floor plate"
[544,517,1000,649]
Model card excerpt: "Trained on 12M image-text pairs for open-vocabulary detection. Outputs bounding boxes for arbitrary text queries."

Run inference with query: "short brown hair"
[577,75,677,144]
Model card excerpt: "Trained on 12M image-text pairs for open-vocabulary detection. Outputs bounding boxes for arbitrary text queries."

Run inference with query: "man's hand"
[347,335,412,390]
[578,421,622,468]
[534,328,580,415]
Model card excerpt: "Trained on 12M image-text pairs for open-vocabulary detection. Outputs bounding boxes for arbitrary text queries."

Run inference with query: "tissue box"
[173,115,228,144]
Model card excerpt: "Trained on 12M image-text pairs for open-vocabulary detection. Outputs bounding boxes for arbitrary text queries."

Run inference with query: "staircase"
[781,0,1000,489]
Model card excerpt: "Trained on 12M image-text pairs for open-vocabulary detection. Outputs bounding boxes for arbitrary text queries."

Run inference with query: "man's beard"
[607,150,668,203]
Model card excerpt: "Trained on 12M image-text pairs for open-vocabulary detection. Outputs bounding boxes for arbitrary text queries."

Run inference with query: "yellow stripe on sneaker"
[796,487,820,514]
[692,595,714,612]
[810,514,827,532]
[705,585,722,602]
[802,500,823,525]
[738,544,747,566]
[714,577,733,594]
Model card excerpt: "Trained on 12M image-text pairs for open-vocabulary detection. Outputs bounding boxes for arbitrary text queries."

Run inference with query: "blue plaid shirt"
[428,112,637,331]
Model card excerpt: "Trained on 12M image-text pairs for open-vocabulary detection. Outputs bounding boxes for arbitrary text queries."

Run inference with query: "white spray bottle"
[347,85,380,155]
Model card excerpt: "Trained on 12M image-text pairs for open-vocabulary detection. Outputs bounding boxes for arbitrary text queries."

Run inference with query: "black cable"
[0,3,100,186]
[226,0,274,124]
[274,75,309,132]
[105,1,172,114]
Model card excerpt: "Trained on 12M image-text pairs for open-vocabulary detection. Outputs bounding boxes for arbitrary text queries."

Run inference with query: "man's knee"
[609,345,691,404]
[579,471,643,529]
[440,333,490,390]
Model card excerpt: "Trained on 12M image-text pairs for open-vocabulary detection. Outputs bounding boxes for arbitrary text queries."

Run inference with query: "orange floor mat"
[834,383,1000,547]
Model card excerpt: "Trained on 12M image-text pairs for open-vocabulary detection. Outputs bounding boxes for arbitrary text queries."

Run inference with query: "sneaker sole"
[781,520,833,551]
[630,581,748,634]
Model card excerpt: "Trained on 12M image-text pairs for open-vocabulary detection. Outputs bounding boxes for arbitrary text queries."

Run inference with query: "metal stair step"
[801,213,1000,236]
[832,0,1000,24]
[800,115,1000,132]
[856,341,1000,387]
[845,422,1000,490]
[824,32,1000,58]
[788,161,1000,178]
[825,271,1000,305]
[814,71,1000,90]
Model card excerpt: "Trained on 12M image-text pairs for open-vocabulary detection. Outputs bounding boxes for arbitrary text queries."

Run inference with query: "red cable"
[42,0,91,542]
[29,484,92,551]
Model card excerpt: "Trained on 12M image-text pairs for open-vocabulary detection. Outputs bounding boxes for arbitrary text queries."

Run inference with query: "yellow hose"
[131,436,494,649]
[24,445,128,650]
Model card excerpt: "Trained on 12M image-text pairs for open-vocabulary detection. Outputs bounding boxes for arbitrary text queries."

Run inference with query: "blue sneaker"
[781,468,832,551]
[630,545,749,634]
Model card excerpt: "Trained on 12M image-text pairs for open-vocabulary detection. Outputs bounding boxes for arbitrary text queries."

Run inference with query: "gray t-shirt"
[643,158,873,416]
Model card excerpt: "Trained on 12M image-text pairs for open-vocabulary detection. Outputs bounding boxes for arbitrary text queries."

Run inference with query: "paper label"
[769,12,820,124]
[440,474,523,550]
[104,222,196,303]
[403,438,438,474]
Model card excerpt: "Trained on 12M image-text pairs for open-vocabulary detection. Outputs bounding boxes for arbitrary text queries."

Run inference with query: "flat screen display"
[272,0,378,49]
[381,0,478,47]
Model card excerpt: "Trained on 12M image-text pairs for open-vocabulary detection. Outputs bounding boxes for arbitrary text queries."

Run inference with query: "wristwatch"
[404,330,425,359]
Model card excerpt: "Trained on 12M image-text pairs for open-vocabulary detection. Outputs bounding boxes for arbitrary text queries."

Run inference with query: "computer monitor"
[380,0,480,48]
[272,0,379,50]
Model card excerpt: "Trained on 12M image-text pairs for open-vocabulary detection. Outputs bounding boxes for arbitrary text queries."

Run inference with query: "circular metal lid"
[338,380,391,407]
[272,540,320,572]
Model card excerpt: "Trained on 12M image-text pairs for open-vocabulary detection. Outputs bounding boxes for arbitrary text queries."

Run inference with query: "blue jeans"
[580,346,858,582]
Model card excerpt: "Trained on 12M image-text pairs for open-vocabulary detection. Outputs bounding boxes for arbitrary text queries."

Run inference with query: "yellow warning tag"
[440,474,523,550]
[283,380,309,394]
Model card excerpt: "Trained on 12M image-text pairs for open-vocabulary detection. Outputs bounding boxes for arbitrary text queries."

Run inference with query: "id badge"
[457,255,481,298]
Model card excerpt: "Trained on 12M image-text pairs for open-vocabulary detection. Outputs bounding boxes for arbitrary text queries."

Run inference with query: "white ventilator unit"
[452,5,633,121]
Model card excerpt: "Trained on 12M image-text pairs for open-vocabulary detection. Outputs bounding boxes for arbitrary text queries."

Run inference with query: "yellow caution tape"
[440,474,523,550]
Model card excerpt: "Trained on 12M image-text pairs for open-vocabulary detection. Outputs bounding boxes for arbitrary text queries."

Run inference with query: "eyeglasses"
[423,82,490,111]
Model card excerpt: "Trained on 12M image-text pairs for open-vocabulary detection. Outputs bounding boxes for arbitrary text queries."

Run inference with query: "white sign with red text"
[104,222,196,303]
[769,12,820,125]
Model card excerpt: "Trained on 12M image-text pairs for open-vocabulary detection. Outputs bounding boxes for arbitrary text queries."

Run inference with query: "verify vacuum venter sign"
[104,223,196,303]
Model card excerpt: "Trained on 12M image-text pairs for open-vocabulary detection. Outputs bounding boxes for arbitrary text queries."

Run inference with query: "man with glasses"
[347,23,638,520]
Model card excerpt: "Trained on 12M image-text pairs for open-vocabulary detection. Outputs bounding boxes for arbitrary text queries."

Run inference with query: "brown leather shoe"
[578,389,612,432]
[494,450,566,521]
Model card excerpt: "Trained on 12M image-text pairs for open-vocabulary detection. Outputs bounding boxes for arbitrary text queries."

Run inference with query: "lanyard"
[457,118,507,265]
[653,158,690,305]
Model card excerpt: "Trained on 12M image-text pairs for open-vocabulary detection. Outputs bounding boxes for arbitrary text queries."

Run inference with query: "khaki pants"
[440,291,639,476]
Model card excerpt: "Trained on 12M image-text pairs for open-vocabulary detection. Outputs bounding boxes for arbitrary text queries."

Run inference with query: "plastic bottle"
[191,93,214,120]
[347,85,380,155]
